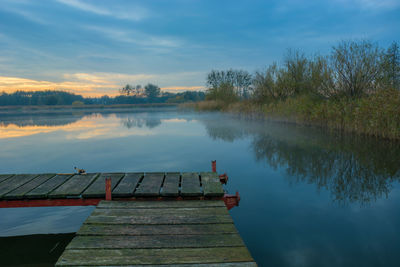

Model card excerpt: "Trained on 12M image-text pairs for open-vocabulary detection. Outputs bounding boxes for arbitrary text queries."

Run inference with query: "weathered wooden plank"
[49,173,99,198]
[78,223,238,236]
[0,174,14,184]
[0,174,39,198]
[160,172,180,197]
[3,174,56,199]
[100,263,257,267]
[90,207,229,217]
[67,234,244,249]
[105,263,257,267]
[112,173,143,197]
[201,172,225,197]
[85,214,233,225]
[56,247,254,266]
[82,173,124,198]
[97,200,226,209]
[134,172,164,197]
[181,172,202,197]
[25,174,73,199]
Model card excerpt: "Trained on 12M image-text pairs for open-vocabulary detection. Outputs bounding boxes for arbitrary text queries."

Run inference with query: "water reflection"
[0,109,174,139]
[1,109,399,266]
[202,115,400,204]
[1,110,399,205]
[119,115,161,129]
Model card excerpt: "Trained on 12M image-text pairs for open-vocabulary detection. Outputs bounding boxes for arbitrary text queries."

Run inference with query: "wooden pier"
[0,172,225,207]
[0,171,255,266]
[56,200,255,266]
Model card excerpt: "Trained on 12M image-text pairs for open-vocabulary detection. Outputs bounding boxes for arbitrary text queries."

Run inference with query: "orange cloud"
[0,76,119,97]
[0,73,205,97]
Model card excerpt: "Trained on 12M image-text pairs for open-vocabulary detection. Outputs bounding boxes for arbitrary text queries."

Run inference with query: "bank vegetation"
[191,40,400,139]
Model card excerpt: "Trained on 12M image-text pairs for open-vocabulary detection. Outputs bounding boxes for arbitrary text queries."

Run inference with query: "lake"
[0,107,399,266]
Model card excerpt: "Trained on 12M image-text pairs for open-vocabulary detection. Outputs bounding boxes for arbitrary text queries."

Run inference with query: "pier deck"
[0,170,255,265]
[0,172,224,206]
[56,200,256,266]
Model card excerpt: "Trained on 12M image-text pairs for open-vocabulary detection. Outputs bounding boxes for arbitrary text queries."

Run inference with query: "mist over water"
[0,107,399,266]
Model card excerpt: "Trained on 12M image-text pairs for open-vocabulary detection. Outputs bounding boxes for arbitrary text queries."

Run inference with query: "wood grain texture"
[85,263,257,267]
[56,247,254,266]
[78,223,238,236]
[112,173,143,197]
[56,200,255,266]
[201,172,225,197]
[82,173,124,198]
[181,172,202,196]
[0,174,39,198]
[85,214,233,225]
[90,207,229,217]
[0,174,14,184]
[160,172,180,197]
[134,172,164,197]
[49,173,99,198]
[3,174,56,199]
[97,200,225,209]
[67,234,244,249]
[25,174,73,199]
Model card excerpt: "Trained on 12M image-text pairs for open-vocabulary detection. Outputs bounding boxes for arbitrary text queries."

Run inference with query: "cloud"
[0,76,118,97]
[64,71,205,89]
[85,25,182,48]
[0,1,47,24]
[55,0,149,21]
[0,72,205,97]
[63,72,155,84]
[335,0,400,10]
[1,6,47,24]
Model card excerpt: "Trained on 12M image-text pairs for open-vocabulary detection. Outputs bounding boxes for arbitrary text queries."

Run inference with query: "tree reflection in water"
[202,114,400,205]
[119,115,161,129]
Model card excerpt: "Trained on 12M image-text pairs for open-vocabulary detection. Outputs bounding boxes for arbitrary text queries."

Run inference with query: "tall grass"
[192,40,400,140]
[191,88,400,139]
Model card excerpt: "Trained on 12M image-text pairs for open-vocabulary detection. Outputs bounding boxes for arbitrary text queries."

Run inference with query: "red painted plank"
[0,198,102,208]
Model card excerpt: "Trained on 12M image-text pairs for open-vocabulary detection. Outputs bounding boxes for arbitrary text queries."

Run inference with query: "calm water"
[0,107,399,267]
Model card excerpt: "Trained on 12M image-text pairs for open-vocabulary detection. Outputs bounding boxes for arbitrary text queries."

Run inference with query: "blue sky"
[0,0,399,96]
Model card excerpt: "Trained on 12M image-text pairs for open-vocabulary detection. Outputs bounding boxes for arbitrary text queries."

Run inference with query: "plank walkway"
[0,172,225,200]
[56,200,256,266]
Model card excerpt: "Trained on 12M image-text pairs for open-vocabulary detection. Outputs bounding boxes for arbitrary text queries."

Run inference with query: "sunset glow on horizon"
[0,0,398,96]
[0,75,206,97]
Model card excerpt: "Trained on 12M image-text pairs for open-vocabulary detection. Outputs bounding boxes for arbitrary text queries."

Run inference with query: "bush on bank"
[192,40,400,139]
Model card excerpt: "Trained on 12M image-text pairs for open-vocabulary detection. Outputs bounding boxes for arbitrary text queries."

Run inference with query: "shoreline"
[183,99,400,141]
[0,103,178,115]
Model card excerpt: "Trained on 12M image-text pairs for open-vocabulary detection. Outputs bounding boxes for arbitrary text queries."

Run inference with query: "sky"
[0,0,399,97]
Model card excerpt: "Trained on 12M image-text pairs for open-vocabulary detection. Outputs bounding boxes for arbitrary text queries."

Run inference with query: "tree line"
[201,40,400,139]
[119,83,161,99]
[206,40,399,102]
[0,87,205,106]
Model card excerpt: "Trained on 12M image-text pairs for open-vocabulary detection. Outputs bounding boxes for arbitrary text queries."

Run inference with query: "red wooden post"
[223,191,240,210]
[219,173,228,184]
[105,177,112,201]
[212,160,216,172]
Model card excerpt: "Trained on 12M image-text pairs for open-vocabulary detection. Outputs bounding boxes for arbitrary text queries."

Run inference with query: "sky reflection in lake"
[0,108,399,267]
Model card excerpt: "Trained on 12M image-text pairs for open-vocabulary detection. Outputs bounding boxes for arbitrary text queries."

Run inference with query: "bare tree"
[331,40,382,98]
[253,63,290,102]
[119,84,134,95]
[206,69,252,98]
[309,55,336,98]
[381,42,400,89]
[283,49,311,96]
